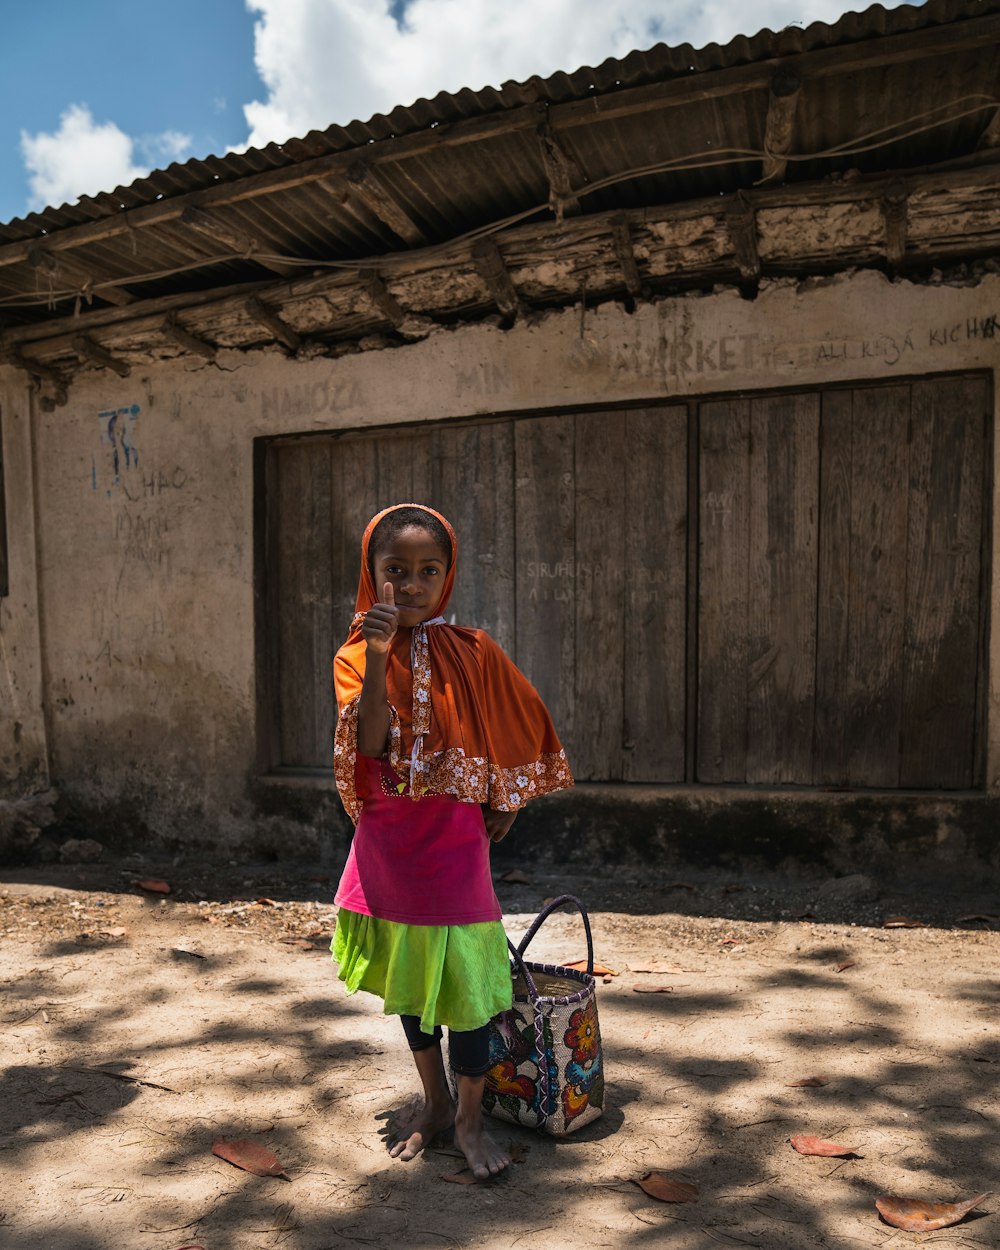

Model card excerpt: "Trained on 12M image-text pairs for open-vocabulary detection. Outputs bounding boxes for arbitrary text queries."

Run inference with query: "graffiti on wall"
[93,404,141,497]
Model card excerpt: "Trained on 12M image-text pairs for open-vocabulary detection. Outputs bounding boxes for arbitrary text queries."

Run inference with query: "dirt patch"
[1,859,997,1249]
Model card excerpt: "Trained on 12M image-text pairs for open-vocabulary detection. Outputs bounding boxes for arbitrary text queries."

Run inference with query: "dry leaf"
[99,927,127,938]
[883,915,924,928]
[500,869,531,884]
[634,1172,699,1203]
[633,985,673,994]
[785,1076,830,1088]
[790,1135,857,1157]
[875,1193,989,1232]
[255,897,279,907]
[630,961,684,974]
[564,959,618,976]
[136,879,171,894]
[667,881,696,892]
[835,960,856,973]
[171,946,204,959]
[212,1137,290,1180]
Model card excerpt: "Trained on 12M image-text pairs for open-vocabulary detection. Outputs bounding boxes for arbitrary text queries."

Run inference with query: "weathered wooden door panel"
[265,375,988,788]
[623,407,688,781]
[513,415,577,753]
[699,377,987,789]
[745,392,820,784]
[814,388,853,783]
[432,421,515,657]
[275,442,334,768]
[573,411,626,779]
[898,376,987,787]
[697,398,751,782]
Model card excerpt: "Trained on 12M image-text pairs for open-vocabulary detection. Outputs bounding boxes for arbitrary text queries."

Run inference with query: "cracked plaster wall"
[4,268,1000,852]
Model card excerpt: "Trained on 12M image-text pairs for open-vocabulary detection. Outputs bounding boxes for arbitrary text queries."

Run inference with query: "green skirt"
[331,908,513,1033]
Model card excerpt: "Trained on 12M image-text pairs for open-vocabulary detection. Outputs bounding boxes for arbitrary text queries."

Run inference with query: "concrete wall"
[4,268,1000,861]
[0,372,49,796]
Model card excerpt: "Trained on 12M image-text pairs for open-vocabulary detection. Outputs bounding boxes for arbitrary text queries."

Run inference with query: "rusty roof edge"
[5,152,1000,358]
[2,0,998,236]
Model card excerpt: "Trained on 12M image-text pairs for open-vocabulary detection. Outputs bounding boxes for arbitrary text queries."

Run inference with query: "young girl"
[331,503,573,1179]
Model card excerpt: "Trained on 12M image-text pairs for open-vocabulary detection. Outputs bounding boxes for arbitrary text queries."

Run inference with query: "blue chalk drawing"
[95,403,141,496]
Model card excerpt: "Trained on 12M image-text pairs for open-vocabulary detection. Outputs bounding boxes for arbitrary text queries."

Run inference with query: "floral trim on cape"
[334,694,572,824]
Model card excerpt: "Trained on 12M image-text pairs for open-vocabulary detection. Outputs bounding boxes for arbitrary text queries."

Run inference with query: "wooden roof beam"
[4,347,70,387]
[245,296,301,352]
[161,313,218,360]
[977,106,1000,150]
[72,333,131,377]
[359,269,433,339]
[471,238,523,322]
[0,12,997,273]
[28,245,133,307]
[882,180,909,267]
[345,161,428,247]
[180,206,300,277]
[759,69,802,185]
[537,114,583,222]
[726,191,760,282]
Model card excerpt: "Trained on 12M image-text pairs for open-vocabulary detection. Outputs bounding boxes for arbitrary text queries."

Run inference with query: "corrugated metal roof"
[1,0,999,349]
[0,0,994,237]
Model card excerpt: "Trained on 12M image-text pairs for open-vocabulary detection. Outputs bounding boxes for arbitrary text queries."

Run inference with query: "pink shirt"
[334,755,502,926]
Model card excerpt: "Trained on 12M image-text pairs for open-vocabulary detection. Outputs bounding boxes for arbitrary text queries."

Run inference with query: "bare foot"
[453,1112,511,1180]
[387,1097,456,1161]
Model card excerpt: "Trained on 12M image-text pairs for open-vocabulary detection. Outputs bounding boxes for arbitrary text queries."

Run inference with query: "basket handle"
[506,937,543,1003]
[516,893,594,976]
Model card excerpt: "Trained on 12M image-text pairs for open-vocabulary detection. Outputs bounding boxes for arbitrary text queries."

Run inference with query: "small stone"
[59,837,105,864]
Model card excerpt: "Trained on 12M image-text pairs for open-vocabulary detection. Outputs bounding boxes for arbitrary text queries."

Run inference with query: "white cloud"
[240,0,906,149]
[20,104,191,213]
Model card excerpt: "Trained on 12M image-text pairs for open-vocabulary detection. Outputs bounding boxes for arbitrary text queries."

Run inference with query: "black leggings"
[400,1014,491,1077]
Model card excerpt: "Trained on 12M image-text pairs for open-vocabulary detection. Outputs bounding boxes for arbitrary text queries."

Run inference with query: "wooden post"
[72,334,131,377]
[760,69,802,184]
[976,106,1000,150]
[4,347,70,388]
[726,191,760,282]
[537,113,583,221]
[245,297,302,352]
[610,213,645,298]
[161,314,218,360]
[882,180,909,267]
[471,238,523,321]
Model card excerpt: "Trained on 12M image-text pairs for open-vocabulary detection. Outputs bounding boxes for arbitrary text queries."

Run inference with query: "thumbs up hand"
[362,581,400,654]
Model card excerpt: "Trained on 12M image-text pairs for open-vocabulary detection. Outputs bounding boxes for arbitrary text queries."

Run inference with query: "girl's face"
[371,525,450,627]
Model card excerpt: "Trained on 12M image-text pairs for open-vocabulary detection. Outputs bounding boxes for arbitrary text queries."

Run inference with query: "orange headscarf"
[333,503,572,822]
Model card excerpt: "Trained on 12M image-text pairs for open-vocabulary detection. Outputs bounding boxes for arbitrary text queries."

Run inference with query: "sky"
[0,0,922,226]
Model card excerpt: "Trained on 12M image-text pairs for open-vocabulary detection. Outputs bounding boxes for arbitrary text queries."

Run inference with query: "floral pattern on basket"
[482,895,605,1136]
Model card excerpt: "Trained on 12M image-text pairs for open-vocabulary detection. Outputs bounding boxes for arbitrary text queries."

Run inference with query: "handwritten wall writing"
[260,379,364,421]
[93,404,140,497]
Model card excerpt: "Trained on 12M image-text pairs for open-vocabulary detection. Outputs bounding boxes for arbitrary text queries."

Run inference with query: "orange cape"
[333,504,572,822]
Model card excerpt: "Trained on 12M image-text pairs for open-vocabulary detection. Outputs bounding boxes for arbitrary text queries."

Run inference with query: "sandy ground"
[0,857,998,1250]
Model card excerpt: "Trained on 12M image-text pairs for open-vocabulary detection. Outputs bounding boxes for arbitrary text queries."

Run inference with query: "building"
[2,0,1000,866]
